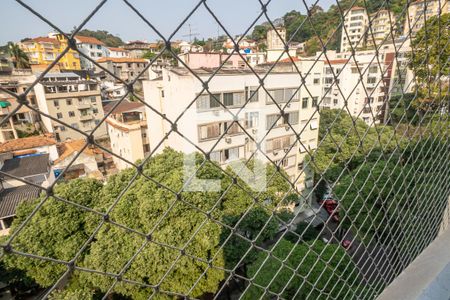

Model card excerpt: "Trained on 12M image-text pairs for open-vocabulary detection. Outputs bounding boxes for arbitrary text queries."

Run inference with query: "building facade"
[20,35,81,70]
[96,57,149,83]
[367,10,396,48]
[33,73,107,141]
[143,64,323,196]
[107,47,130,58]
[341,7,369,52]
[104,100,150,170]
[404,0,449,38]
[74,35,108,70]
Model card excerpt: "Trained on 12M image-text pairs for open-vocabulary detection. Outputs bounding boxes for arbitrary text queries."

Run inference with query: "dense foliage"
[77,29,124,47]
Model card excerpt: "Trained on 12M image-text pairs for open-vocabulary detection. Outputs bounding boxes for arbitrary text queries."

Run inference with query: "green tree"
[77,29,124,47]
[142,50,157,60]
[251,25,269,42]
[7,42,30,69]
[409,13,449,110]
[242,239,363,299]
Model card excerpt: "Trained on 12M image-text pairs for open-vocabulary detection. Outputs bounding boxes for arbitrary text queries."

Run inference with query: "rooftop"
[75,35,105,46]
[0,185,41,219]
[23,37,59,45]
[96,57,148,63]
[0,154,49,179]
[108,47,128,52]
[0,135,57,154]
[103,100,144,115]
[55,140,103,164]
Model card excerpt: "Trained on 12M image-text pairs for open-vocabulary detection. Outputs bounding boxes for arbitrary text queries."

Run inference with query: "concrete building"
[178,52,246,69]
[367,10,396,48]
[143,63,323,197]
[0,71,40,137]
[318,49,395,125]
[104,100,150,170]
[266,27,298,62]
[96,57,149,83]
[341,7,369,52]
[123,41,159,58]
[404,0,449,38]
[74,35,108,70]
[33,73,107,141]
[107,47,130,58]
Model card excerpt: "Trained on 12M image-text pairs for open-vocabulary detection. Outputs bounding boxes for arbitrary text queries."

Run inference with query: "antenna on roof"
[182,24,199,42]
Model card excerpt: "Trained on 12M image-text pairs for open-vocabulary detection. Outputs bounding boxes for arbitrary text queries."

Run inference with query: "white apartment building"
[74,36,108,70]
[341,7,369,52]
[143,62,323,195]
[404,0,449,38]
[33,73,107,141]
[367,10,396,48]
[319,50,395,125]
[104,100,150,170]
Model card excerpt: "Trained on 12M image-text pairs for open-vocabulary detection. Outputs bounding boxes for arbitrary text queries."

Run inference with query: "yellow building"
[20,34,81,70]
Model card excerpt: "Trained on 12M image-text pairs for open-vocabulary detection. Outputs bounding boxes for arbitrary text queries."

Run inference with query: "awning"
[0,100,11,108]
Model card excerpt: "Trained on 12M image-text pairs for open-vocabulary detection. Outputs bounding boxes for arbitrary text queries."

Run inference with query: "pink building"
[178,52,246,69]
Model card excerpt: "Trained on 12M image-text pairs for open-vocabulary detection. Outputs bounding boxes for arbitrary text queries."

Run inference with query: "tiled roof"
[0,154,49,178]
[96,57,148,63]
[0,185,42,218]
[326,59,350,65]
[0,135,57,154]
[26,37,60,45]
[75,35,105,45]
[279,57,301,63]
[103,100,144,114]
[108,47,128,52]
[55,140,103,164]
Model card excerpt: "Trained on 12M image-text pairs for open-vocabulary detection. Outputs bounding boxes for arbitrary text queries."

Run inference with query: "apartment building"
[143,63,323,194]
[104,100,150,170]
[266,27,297,62]
[404,0,449,37]
[123,40,159,58]
[20,35,81,70]
[33,73,107,141]
[341,7,369,52]
[74,35,108,70]
[95,57,149,83]
[107,47,130,58]
[319,50,394,124]
[178,52,246,69]
[367,10,396,48]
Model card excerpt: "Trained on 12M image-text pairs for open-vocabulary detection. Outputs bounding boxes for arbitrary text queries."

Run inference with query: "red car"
[319,198,340,222]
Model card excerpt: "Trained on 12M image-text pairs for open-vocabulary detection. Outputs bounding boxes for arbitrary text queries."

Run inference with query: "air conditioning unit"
[273,150,279,156]
[225,137,232,144]
[285,125,290,131]
[252,129,258,134]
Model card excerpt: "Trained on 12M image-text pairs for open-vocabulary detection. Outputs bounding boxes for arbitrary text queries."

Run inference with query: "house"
[33,72,107,141]
[104,100,149,170]
[19,34,81,70]
[107,47,130,58]
[0,134,59,162]
[0,184,42,236]
[95,57,149,84]
[0,154,53,189]
[74,35,108,70]
[52,139,114,180]
[143,62,323,197]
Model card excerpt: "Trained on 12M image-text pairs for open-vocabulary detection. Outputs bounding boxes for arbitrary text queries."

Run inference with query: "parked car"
[341,239,352,249]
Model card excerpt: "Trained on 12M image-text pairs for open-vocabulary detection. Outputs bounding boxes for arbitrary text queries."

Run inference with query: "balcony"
[77,103,91,110]
[79,114,94,121]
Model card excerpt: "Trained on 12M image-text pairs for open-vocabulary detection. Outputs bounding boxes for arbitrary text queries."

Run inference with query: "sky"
[0,0,335,45]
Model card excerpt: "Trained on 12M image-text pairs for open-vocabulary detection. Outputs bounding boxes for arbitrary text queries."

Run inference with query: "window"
[266,114,279,130]
[224,147,240,162]
[284,88,298,102]
[302,97,309,109]
[57,112,63,119]
[210,94,220,108]
[95,120,100,125]
[246,87,258,102]
[197,94,220,110]
[71,123,79,129]
[68,111,75,117]
[225,122,242,135]
[67,99,72,105]
[223,93,234,106]
[312,97,318,107]
[127,63,132,68]
[199,123,220,141]
[313,78,320,85]
[367,77,377,84]
[266,135,295,152]
[324,78,333,84]
[53,100,59,107]
[93,108,99,114]
[90,97,97,103]
[245,112,259,128]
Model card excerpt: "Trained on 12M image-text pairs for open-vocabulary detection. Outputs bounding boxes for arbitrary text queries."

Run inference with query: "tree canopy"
[77,29,124,47]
